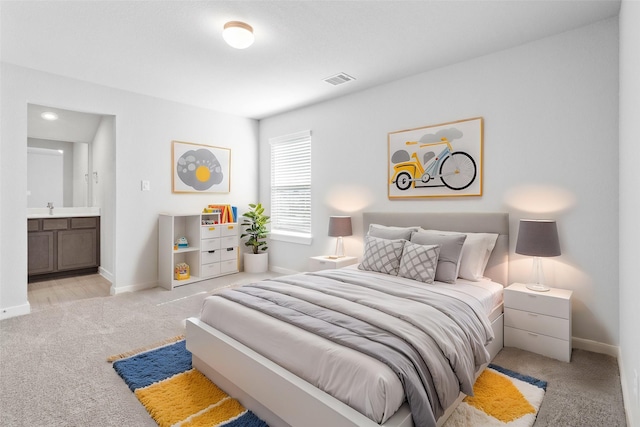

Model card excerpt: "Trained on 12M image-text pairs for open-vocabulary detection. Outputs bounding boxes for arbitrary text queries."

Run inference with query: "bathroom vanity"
[27,208,100,282]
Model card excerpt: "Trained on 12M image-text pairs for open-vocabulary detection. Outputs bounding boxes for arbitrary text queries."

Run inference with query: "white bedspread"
[199,268,502,424]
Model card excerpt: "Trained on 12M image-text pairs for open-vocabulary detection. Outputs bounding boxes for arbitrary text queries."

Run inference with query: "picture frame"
[388,117,483,199]
[172,140,231,193]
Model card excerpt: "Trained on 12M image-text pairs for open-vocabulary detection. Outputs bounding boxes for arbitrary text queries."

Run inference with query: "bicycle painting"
[388,117,483,199]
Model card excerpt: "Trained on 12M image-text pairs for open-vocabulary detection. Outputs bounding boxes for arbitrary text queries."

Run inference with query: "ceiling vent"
[323,73,356,86]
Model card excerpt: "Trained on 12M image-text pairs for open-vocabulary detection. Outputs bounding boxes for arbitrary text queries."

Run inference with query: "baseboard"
[99,266,114,284]
[110,281,156,295]
[269,266,299,275]
[617,351,635,427]
[572,336,619,358]
[0,301,31,320]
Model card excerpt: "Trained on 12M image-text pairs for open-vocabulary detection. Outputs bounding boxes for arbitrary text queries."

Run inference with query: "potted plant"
[240,203,270,273]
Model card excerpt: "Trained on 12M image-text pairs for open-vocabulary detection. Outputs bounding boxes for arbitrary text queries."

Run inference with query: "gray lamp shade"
[515,219,561,257]
[328,216,352,237]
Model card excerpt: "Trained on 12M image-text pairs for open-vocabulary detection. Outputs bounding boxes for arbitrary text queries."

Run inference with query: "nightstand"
[504,283,573,362]
[308,255,358,272]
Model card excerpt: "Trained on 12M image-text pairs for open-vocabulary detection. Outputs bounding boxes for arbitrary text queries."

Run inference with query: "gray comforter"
[214,269,494,427]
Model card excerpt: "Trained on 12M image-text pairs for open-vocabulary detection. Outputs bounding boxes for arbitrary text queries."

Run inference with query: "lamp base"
[526,283,551,292]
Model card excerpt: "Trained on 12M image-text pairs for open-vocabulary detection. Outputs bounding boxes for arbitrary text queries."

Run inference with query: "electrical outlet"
[141,180,151,191]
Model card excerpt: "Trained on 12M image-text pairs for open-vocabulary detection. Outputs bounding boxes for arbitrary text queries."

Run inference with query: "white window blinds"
[270,130,311,238]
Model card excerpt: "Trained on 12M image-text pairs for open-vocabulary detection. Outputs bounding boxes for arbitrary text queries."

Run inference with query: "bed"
[186,212,509,427]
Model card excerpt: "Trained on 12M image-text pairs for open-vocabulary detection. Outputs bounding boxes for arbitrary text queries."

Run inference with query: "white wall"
[260,19,620,348]
[91,115,116,281]
[0,63,259,317]
[619,1,640,424]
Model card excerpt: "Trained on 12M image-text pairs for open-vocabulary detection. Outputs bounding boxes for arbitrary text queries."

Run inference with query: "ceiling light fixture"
[223,21,254,49]
[41,111,58,121]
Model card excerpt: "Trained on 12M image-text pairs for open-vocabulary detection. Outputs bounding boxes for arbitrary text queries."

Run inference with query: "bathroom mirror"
[27,104,102,208]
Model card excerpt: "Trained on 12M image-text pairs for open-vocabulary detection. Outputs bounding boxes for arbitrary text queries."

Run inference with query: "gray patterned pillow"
[358,235,406,275]
[398,242,440,284]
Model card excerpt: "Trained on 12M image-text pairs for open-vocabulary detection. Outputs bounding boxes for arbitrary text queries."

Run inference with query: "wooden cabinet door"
[57,228,98,271]
[28,231,55,274]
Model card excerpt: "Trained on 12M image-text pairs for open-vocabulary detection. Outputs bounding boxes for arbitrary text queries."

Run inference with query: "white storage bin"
[201,226,221,239]
[201,262,221,278]
[221,247,238,261]
[220,259,238,274]
[220,236,239,249]
[222,224,238,236]
[201,238,221,252]
[201,250,221,265]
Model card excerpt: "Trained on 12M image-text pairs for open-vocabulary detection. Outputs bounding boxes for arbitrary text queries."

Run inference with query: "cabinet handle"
[528,313,539,317]
[208,250,216,253]
[527,294,538,298]
[528,332,539,337]
[209,227,216,231]
[226,248,234,251]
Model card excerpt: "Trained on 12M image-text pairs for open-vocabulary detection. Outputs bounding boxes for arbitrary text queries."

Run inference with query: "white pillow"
[420,229,498,281]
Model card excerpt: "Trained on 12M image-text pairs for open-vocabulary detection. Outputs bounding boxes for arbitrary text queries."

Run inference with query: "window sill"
[271,231,313,245]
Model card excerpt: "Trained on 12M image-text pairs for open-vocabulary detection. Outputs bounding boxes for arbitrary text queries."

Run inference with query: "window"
[270,130,312,244]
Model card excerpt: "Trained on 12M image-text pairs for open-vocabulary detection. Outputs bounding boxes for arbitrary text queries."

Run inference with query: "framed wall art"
[172,140,231,193]
[388,117,483,199]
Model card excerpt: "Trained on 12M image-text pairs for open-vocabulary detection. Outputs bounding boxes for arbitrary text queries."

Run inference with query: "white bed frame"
[186,212,509,427]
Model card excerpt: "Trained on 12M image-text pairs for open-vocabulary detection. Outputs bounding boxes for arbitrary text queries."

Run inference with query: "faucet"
[47,202,54,215]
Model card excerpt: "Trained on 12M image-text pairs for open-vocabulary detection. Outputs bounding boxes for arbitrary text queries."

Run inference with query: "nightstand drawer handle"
[528,332,539,337]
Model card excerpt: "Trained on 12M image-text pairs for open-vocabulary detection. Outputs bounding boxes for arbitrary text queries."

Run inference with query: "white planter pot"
[244,252,269,273]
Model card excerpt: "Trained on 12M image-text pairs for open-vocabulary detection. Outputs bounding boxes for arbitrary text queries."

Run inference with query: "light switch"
[141,180,151,191]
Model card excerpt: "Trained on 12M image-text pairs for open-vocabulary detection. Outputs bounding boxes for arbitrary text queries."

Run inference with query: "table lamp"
[515,219,561,292]
[328,216,352,259]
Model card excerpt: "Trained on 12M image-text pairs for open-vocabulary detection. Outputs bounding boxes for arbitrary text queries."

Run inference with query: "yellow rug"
[444,364,546,427]
[110,339,268,427]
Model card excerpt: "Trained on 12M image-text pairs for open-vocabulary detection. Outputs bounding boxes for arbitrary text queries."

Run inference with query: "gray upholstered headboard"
[362,212,509,286]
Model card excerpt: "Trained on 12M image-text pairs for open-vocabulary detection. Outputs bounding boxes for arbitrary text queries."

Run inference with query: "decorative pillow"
[410,231,466,283]
[358,235,406,275]
[420,229,499,281]
[368,224,420,241]
[397,242,440,284]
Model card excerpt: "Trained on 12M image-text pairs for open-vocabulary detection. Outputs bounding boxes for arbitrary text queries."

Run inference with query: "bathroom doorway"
[27,103,116,305]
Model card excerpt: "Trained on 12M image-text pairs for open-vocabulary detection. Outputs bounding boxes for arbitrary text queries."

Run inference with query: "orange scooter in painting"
[390,137,476,191]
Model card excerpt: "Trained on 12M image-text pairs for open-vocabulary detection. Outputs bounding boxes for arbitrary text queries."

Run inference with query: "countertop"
[27,207,101,219]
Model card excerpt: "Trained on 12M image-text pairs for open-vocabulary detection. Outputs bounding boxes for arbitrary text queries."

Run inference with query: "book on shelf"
[204,204,237,224]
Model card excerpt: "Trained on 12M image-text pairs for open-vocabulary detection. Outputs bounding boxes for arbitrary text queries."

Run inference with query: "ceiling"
[28,104,104,144]
[2,0,621,122]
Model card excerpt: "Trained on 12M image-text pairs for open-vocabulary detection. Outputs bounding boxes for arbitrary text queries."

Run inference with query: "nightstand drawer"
[504,308,569,340]
[504,287,570,318]
[505,326,571,362]
[308,256,358,271]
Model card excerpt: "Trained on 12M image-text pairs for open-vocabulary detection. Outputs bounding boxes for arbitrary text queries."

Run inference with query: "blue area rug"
[111,339,268,427]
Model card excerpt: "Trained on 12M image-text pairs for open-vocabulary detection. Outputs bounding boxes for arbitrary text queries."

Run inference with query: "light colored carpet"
[0,273,627,426]
[493,347,627,426]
